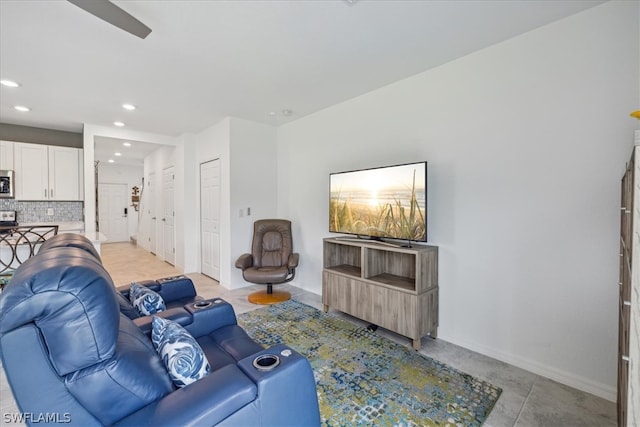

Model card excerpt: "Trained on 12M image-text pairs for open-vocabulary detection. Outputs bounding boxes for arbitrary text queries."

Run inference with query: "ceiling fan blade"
[67,0,151,39]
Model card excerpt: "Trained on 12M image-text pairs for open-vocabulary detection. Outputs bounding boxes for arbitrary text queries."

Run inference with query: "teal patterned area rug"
[237,300,501,426]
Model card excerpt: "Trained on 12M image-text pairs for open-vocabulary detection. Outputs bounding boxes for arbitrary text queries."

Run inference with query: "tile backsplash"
[0,200,84,223]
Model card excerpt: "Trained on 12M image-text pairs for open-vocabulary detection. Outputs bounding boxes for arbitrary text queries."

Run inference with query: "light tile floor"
[1,242,617,427]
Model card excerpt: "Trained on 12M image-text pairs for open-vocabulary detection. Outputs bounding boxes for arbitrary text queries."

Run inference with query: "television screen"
[329,161,427,242]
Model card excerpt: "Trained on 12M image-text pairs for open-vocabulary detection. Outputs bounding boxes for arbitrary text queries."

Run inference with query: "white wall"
[228,118,278,287]
[276,0,639,400]
[194,117,278,288]
[196,118,232,284]
[176,133,198,273]
[97,163,143,239]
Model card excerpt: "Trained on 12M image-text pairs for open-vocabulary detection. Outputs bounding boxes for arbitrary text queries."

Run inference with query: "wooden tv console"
[322,237,438,350]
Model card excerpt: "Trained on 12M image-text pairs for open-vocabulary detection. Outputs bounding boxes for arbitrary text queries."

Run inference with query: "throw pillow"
[151,316,211,388]
[129,283,166,315]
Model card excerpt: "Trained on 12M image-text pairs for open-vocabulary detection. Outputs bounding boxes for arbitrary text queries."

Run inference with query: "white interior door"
[98,183,128,242]
[162,167,175,265]
[200,159,220,280]
[148,172,156,254]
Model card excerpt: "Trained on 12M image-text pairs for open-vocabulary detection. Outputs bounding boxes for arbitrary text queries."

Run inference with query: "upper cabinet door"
[48,146,81,201]
[13,142,83,201]
[14,142,48,200]
[0,141,15,170]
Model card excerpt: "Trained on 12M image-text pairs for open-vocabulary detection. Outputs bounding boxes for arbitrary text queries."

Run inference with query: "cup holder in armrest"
[193,301,213,309]
[252,354,280,371]
[191,298,224,310]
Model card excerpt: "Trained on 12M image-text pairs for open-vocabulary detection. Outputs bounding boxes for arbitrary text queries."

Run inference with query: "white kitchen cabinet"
[14,143,47,200]
[0,141,14,170]
[48,145,82,200]
[14,142,83,201]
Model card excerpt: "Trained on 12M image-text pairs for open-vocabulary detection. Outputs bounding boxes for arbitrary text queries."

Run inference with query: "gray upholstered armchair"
[235,219,299,304]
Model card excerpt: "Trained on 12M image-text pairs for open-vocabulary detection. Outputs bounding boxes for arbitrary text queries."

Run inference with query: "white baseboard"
[445,336,617,402]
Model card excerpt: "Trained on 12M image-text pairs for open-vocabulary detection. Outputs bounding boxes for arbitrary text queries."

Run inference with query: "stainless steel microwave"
[0,170,15,198]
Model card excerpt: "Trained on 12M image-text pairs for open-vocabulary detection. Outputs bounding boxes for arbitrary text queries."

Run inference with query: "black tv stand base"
[333,235,404,248]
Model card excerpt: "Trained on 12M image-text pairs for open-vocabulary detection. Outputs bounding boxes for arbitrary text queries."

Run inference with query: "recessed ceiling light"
[108,159,115,163]
[1,79,20,88]
[14,105,30,112]
[122,103,136,111]
[123,142,132,147]
[113,121,125,127]
[268,111,277,117]
[281,109,293,116]
[115,152,122,156]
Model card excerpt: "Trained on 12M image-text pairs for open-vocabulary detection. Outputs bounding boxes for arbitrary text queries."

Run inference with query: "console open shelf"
[322,237,438,350]
[325,264,361,278]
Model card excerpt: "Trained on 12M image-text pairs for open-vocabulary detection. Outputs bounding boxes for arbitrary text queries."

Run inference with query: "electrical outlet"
[239,208,244,217]
[47,208,54,216]
[247,207,251,216]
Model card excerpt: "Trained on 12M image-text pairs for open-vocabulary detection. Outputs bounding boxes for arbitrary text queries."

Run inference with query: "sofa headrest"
[37,233,102,262]
[0,247,119,376]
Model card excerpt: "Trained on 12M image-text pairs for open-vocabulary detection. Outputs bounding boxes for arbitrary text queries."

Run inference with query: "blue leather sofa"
[0,246,321,426]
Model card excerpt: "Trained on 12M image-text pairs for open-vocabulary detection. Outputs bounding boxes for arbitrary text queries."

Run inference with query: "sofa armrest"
[116,276,196,303]
[183,298,238,338]
[235,253,253,270]
[155,275,197,301]
[113,365,257,427]
[133,299,239,338]
[236,344,320,426]
[133,307,194,335]
[288,253,299,269]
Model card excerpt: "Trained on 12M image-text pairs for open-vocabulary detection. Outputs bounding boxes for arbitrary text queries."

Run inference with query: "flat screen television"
[329,161,427,242]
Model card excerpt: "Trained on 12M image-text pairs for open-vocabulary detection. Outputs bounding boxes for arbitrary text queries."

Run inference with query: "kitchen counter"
[19,221,85,233]
[20,222,108,252]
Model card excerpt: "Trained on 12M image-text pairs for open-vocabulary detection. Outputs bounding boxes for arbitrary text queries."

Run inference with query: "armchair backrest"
[0,247,173,426]
[251,219,293,268]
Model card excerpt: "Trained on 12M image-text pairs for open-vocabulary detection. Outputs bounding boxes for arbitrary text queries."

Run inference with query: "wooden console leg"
[323,304,329,313]
[430,328,438,339]
[412,338,421,351]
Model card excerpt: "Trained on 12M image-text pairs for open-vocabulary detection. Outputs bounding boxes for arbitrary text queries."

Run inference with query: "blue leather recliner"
[0,247,321,426]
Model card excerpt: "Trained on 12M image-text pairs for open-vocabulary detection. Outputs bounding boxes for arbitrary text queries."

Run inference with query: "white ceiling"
[93,135,163,167]
[1,0,606,138]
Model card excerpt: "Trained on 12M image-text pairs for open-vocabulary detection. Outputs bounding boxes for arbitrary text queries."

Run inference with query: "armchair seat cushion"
[242,266,290,284]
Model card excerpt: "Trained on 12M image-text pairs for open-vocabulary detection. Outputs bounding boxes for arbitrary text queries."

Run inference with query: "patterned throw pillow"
[151,316,211,388]
[129,283,166,315]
